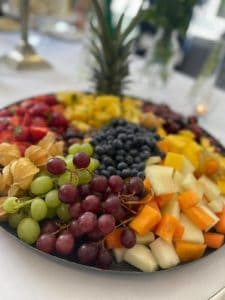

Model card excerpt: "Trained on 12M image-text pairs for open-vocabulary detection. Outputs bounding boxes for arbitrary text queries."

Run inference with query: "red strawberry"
[30,103,51,117]
[32,117,47,127]
[49,112,68,128]
[33,95,57,106]
[21,99,34,109]
[16,106,26,116]
[30,126,48,142]
[0,130,14,143]
[0,117,10,130]
[14,126,30,142]
[23,113,32,126]
[0,109,11,117]
[10,115,21,127]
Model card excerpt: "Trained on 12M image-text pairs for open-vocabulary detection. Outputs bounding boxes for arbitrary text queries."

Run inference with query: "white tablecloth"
[0,32,225,300]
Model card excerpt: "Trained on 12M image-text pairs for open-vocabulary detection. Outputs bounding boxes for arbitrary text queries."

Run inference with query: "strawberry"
[49,112,68,128]
[16,106,26,116]
[0,130,14,143]
[10,115,22,127]
[14,126,30,142]
[0,117,10,130]
[33,95,57,106]
[32,117,47,127]
[23,113,32,126]
[30,126,48,142]
[0,109,11,117]
[30,103,51,117]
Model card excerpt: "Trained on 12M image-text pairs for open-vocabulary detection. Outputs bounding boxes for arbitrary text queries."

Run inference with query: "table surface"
[0,32,225,300]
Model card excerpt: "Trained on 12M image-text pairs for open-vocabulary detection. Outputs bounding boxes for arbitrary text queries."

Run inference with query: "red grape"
[96,247,113,269]
[47,157,66,175]
[104,196,121,214]
[108,175,124,193]
[91,176,108,193]
[128,177,144,195]
[69,202,83,219]
[120,228,136,248]
[87,226,104,242]
[49,112,68,127]
[73,152,90,169]
[69,220,83,238]
[77,243,98,264]
[78,184,91,198]
[58,184,79,204]
[78,212,97,233]
[113,206,127,222]
[82,195,101,213]
[41,221,58,234]
[56,233,75,256]
[98,214,115,235]
[36,234,56,254]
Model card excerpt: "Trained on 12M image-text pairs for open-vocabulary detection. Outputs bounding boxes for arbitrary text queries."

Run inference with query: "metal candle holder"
[1,0,51,70]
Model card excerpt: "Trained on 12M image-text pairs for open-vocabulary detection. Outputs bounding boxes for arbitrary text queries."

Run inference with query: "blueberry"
[130,149,138,156]
[136,137,145,146]
[101,170,110,177]
[103,156,113,166]
[118,133,126,140]
[121,169,131,178]
[111,119,119,127]
[117,149,126,156]
[125,155,133,165]
[118,162,128,170]
[137,172,145,179]
[117,119,126,126]
[138,163,145,171]
[134,157,141,163]
[107,166,116,175]
[130,169,138,177]
[142,145,151,152]
[115,155,124,162]
[140,151,150,160]
[95,145,104,155]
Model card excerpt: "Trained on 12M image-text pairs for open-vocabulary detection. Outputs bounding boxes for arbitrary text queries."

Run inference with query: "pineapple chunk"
[173,171,184,192]
[136,232,155,245]
[161,197,180,219]
[113,248,126,263]
[208,197,224,213]
[150,238,180,269]
[180,214,204,244]
[198,176,221,202]
[124,244,158,272]
[182,173,203,200]
[145,165,178,196]
[164,152,195,175]
[197,204,219,231]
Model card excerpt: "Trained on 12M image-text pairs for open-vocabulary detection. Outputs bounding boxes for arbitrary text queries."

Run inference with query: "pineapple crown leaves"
[91,0,147,96]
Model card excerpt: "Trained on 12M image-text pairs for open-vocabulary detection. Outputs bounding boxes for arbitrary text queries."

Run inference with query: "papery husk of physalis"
[0,197,8,221]
[0,143,21,166]
[25,145,48,167]
[38,132,64,156]
[197,149,221,178]
[10,158,39,190]
[140,112,164,129]
[0,164,14,195]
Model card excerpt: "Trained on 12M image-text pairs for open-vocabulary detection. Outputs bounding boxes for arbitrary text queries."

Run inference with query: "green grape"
[58,171,78,186]
[36,171,50,177]
[3,197,19,214]
[80,143,94,156]
[55,155,66,161]
[77,170,92,185]
[45,190,60,208]
[56,203,71,222]
[30,198,48,221]
[65,155,75,171]
[8,211,25,229]
[46,207,57,219]
[87,158,100,173]
[68,143,82,155]
[17,218,40,244]
[30,176,53,195]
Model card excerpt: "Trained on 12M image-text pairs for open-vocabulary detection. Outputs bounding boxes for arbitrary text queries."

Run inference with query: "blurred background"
[0,0,225,117]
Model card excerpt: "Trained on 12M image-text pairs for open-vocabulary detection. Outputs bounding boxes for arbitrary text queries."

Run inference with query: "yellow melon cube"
[164,152,184,171]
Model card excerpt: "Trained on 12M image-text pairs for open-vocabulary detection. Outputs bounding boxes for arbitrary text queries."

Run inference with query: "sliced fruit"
[161,197,180,219]
[123,244,158,272]
[155,214,178,243]
[215,207,225,234]
[184,206,215,231]
[197,204,219,231]
[145,165,178,196]
[112,248,126,263]
[129,205,161,236]
[198,176,221,202]
[180,214,204,244]
[175,241,206,262]
[182,173,203,200]
[178,191,199,211]
[150,238,180,269]
[30,126,48,142]
[136,232,155,245]
[105,228,123,249]
[164,152,195,175]
[207,197,224,213]
[204,232,224,249]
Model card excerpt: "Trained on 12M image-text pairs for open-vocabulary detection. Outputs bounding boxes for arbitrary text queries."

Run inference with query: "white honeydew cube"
[182,157,195,176]
[219,195,225,205]
[146,156,162,166]
[112,248,126,263]
[182,173,204,200]
[208,197,224,213]
[180,214,204,244]
[173,171,184,192]
[198,176,221,202]
[124,244,158,272]
[150,238,180,269]
[161,197,180,219]
[136,232,155,245]
[197,204,219,231]
[145,165,178,196]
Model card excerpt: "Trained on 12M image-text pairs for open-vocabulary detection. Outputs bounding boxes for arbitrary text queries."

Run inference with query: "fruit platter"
[0,91,225,273]
[1,0,225,274]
